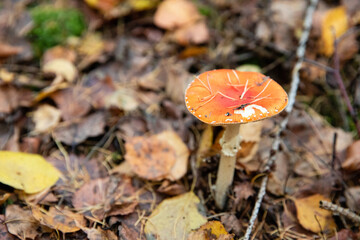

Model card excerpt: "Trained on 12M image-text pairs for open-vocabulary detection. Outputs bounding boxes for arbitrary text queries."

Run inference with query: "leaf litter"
[1,0,360,239]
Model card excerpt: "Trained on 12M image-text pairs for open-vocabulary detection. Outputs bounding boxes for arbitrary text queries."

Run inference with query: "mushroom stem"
[215,124,241,209]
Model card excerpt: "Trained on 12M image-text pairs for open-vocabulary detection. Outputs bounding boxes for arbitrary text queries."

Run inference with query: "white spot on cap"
[275,109,278,112]
[234,104,268,118]
[198,115,202,117]
[211,121,216,124]
[241,119,243,122]
[225,119,233,122]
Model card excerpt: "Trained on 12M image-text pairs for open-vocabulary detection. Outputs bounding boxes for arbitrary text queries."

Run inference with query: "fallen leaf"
[237,121,263,163]
[0,151,60,193]
[42,58,78,83]
[0,69,15,83]
[32,206,86,233]
[321,6,348,56]
[42,46,77,64]
[0,42,22,59]
[72,176,137,220]
[5,205,42,240]
[125,131,189,181]
[51,87,91,121]
[173,20,209,45]
[342,140,360,171]
[83,227,118,240]
[0,214,17,240]
[0,85,33,114]
[105,88,139,112]
[196,125,213,166]
[145,192,207,240]
[154,0,202,30]
[294,194,336,233]
[52,112,106,145]
[32,104,61,133]
[187,221,234,240]
[345,186,360,213]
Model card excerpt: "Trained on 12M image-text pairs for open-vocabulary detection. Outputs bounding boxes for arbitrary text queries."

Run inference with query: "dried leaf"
[342,140,360,171]
[154,0,202,30]
[0,85,33,114]
[51,88,91,121]
[52,112,105,145]
[72,176,137,220]
[83,227,118,240]
[5,205,41,240]
[345,186,360,213]
[42,58,77,83]
[32,206,86,233]
[187,221,234,240]
[321,6,348,56]
[0,151,60,193]
[0,42,22,58]
[105,88,139,112]
[196,125,213,166]
[294,194,336,233]
[32,104,61,133]
[145,192,207,240]
[0,214,17,240]
[125,131,189,181]
[173,20,209,45]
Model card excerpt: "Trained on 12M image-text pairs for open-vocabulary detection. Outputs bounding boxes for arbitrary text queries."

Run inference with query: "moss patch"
[28,6,86,56]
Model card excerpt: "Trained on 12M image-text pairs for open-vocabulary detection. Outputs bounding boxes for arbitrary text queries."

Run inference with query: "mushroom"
[185,69,288,208]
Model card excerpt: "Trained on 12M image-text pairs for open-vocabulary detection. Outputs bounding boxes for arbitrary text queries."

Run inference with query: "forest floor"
[0,0,360,239]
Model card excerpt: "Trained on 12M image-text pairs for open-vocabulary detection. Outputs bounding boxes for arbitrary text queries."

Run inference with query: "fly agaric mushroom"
[185,69,288,208]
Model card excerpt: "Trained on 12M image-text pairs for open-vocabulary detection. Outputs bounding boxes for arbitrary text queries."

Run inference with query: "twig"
[242,0,319,239]
[320,200,360,223]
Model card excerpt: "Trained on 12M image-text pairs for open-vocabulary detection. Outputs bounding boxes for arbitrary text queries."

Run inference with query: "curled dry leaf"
[5,205,42,240]
[145,192,207,240]
[154,0,201,30]
[31,206,86,233]
[342,140,360,171]
[125,130,189,181]
[32,104,61,133]
[294,194,336,234]
[83,227,118,240]
[42,58,77,83]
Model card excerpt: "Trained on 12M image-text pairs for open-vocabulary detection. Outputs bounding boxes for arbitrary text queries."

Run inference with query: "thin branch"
[320,200,360,223]
[243,0,319,239]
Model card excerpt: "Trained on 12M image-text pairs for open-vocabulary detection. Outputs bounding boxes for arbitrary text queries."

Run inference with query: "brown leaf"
[342,140,360,171]
[51,87,91,121]
[83,227,118,240]
[173,20,209,45]
[72,175,137,220]
[187,221,234,240]
[154,0,202,30]
[52,112,105,145]
[0,42,22,59]
[5,205,42,240]
[125,131,189,181]
[42,46,77,64]
[0,214,17,240]
[32,206,86,233]
[345,186,360,213]
[0,85,33,114]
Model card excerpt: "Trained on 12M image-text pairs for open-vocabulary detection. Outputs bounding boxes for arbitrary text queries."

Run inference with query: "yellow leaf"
[128,0,158,11]
[294,194,336,233]
[321,6,348,56]
[187,221,234,240]
[0,151,60,193]
[145,192,207,240]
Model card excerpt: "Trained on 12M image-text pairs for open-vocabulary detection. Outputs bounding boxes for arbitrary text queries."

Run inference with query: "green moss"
[28,6,86,56]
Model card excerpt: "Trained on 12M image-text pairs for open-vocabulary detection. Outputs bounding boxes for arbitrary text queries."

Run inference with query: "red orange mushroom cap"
[185,69,288,125]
